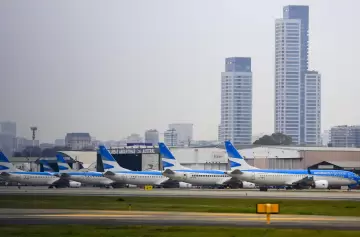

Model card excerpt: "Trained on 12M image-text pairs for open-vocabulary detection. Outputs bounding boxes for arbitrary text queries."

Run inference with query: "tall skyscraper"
[220,57,252,145]
[305,71,321,145]
[275,5,321,145]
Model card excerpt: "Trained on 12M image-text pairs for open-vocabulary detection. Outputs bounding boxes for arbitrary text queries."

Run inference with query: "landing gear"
[259,187,268,191]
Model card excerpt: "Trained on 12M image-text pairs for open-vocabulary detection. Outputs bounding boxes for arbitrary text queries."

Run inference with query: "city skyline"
[1,1,360,142]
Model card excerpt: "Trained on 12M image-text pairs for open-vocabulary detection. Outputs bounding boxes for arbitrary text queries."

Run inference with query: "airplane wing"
[229,169,243,175]
[0,172,11,177]
[217,177,239,185]
[103,170,116,176]
[285,175,314,186]
[155,177,171,186]
[162,169,175,176]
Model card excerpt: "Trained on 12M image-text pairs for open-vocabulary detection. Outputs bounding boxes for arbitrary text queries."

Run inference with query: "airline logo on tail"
[99,145,128,171]
[225,141,256,171]
[0,151,18,172]
[56,154,72,171]
[40,159,54,172]
[158,142,190,170]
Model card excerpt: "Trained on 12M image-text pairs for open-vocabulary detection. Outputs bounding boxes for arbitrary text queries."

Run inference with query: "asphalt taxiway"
[1,186,360,201]
[1,208,360,230]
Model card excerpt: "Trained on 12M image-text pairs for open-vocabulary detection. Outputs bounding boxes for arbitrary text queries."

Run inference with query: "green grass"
[1,195,360,216]
[1,225,360,237]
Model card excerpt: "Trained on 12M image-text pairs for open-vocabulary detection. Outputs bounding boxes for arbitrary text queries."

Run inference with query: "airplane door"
[251,173,255,181]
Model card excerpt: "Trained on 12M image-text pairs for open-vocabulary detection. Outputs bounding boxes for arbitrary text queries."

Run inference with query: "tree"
[253,133,292,145]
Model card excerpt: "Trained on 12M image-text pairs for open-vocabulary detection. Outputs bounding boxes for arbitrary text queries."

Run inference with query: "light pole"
[29,127,37,168]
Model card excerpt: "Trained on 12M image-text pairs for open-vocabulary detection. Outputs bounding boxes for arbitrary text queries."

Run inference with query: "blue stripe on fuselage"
[242,169,358,179]
[66,172,104,177]
[10,172,54,176]
[114,171,163,176]
[173,170,226,175]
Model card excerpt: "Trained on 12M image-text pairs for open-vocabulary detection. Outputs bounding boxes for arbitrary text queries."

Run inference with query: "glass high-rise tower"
[275,5,321,145]
[220,57,252,145]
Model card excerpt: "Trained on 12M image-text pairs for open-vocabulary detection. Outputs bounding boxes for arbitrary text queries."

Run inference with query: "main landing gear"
[259,186,268,191]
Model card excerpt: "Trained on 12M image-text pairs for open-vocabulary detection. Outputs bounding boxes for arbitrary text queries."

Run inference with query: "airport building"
[8,145,360,175]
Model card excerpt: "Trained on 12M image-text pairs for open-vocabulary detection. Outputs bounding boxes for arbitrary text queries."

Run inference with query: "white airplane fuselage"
[164,170,233,186]
[64,172,114,185]
[230,170,357,187]
[2,172,59,186]
[104,171,169,186]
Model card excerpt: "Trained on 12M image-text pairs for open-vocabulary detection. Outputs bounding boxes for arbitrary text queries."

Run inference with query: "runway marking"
[25,214,344,222]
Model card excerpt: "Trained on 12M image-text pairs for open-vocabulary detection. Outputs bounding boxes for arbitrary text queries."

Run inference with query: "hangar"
[308,161,360,175]
[7,145,360,172]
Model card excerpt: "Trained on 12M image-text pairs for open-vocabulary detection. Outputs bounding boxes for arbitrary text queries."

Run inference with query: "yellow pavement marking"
[26,214,339,222]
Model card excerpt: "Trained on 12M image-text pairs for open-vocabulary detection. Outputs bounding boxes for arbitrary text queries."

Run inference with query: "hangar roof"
[327,161,360,168]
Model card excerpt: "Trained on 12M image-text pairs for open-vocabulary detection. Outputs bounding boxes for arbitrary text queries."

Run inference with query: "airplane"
[0,151,61,188]
[39,158,81,188]
[159,142,256,189]
[100,145,172,187]
[56,154,114,188]
[224,140,360,191]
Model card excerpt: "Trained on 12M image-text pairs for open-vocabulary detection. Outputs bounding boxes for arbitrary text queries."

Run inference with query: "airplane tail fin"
[158,142,191,170]
[56,154,73,172]
[39,159,54,172]
[224,141,257,171]
[0,151,19,172]
[99,145,129,171]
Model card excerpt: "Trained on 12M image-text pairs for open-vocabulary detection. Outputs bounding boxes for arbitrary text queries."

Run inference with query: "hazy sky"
[1,0,360,142]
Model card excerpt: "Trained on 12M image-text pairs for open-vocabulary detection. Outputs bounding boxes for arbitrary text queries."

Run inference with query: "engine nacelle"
[242,181,256,189]
[69,181,81,188]
[179,182,192,188]
[313,180,329,189]
[126,184,137,188]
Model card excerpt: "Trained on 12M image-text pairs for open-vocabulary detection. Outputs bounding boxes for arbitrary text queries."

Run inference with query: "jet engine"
[242,181,256,189]
[313,180,329,189]
[69,181,81,188]
[179,182,192,188]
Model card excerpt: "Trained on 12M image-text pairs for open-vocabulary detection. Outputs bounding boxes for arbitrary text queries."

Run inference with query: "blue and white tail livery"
[39,159,54,172]
[56,154,73,172]
[224,140,257,171]
[0,151,21,172]
[99,145,129,171]
[159,142,191,170]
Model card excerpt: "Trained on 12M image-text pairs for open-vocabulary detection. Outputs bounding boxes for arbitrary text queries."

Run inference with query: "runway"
[1,186,360,201]
[1,208,360,230]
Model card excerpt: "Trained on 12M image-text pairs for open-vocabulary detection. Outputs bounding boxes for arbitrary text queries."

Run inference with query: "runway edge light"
[256,203,280,224]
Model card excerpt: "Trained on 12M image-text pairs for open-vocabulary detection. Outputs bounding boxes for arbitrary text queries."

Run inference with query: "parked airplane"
[224,141,360,191]
[0,151,60,187]
[159,142,256,188]
[39,158,81,188]
[56,154,113,188]
[100,145,171,186]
